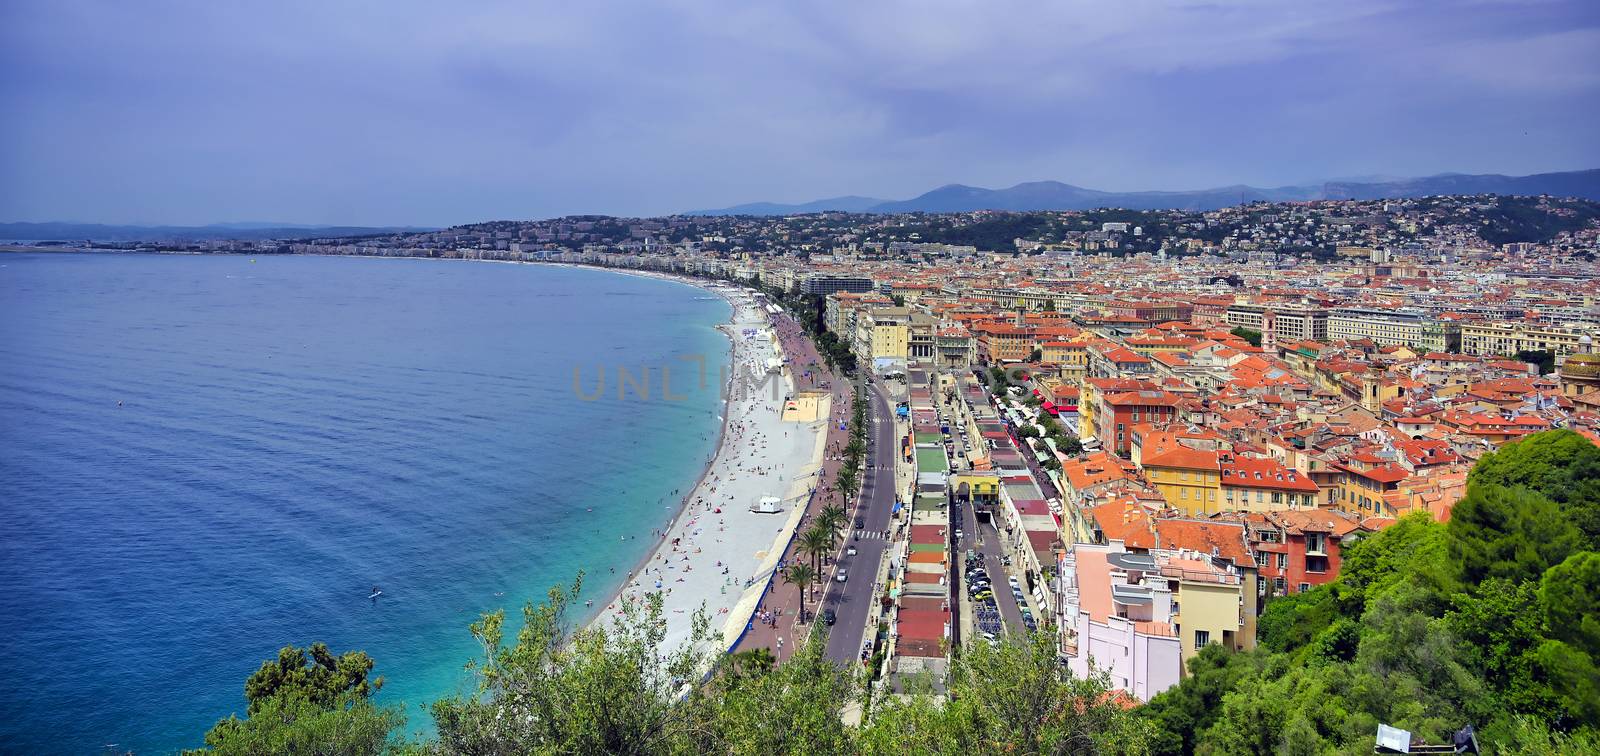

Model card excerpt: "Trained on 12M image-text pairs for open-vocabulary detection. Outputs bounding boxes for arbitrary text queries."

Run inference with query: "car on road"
[854,517,865,529]
[821,609,836,626]
[836,571,848,583]
[846,545,858,556]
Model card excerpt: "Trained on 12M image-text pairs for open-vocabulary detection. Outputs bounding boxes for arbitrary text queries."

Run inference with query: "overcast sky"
[2,0,1597,227]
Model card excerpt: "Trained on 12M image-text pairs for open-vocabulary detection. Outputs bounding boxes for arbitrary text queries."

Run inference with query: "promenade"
[731,308,855,663]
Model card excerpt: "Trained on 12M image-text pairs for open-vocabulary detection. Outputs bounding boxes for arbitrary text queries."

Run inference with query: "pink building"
[1057,545,1182,701]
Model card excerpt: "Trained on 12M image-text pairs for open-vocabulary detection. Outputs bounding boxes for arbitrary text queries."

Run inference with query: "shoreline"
[570,262,827,658]
[565,264,742,631]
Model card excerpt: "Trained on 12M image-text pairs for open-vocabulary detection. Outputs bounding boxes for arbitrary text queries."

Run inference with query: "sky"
[1,0,1597,227]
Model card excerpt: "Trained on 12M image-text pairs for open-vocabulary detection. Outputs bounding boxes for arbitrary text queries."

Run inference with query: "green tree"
[798,525,832,576]
[1515,349,1556,375]
[1140,644,1261,756]
[685,632,857,755]
[1446,579,1565,723]
[192,693,403,756]
[1468,430,1600,545]
[429,580,717,754]
[861,630,1152,755]
[816,503,848,547]
[1229,326,1262,347]
[1448,484,1582,584]
[1541,551,1600,658]
[784,563,816,623]
[191,643,401,756]
[241,642,382,715]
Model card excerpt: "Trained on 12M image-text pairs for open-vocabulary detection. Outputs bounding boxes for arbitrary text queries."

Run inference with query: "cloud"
[0,0,1595,225]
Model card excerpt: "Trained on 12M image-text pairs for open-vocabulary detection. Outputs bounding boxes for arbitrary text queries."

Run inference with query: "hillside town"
[148,191,1592,706]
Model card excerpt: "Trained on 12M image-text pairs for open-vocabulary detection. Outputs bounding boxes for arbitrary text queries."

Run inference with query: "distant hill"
[688,169,1600,216]
[687,195,887,216]
[0,222,434,242]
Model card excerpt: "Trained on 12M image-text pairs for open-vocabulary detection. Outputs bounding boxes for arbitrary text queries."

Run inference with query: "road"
[957,466,1029,637]
[823,380,898,665]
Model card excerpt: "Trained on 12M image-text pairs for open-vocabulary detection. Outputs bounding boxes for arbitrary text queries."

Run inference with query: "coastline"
[566,264,741,631]
[566,262,828,659]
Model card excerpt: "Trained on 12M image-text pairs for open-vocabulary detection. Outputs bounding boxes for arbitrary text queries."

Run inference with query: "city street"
[958,483,1028,637]
[823,381,898,665]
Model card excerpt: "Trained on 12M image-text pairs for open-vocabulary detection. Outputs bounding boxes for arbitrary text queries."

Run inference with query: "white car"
[836,571,848,583]
[846,545,858,556]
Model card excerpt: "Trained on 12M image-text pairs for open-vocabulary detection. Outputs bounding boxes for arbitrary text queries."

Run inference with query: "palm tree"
[817,503,847,546]
[783,563,816,624]
[836,465,859,504]
[798,526,831,575]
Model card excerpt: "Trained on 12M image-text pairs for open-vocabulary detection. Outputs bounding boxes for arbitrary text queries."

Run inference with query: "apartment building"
[1327,307,1459,352]
[801,274,874,296]
[1059,543,1253,701]
[1460,320,1600,357]
[852,307,911,367]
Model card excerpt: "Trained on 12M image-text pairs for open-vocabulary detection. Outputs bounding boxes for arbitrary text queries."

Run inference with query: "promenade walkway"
[732,308,854,663]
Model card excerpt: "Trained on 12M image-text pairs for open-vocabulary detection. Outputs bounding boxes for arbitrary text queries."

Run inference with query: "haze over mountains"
[691,169,1600,216]
[0,222,434,242]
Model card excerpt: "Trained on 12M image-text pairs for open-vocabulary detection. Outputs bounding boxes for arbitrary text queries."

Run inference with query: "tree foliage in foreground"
[194,580,1146,754]
[189,642,402,755]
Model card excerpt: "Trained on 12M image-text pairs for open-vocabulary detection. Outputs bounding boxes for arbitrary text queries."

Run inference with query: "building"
[1230,509,1367,597]
[853,307,911,369]
[1328,307,1459,352]
[802,274,875,296]
[1227,302,1329,346]
[1058,542,1253,702]
[1096,390,1184,456]
[1460,321,1600,358]
[1218,453,1321,512]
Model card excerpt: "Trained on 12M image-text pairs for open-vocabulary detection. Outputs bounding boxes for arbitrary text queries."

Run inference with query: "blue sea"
[0,253,731,754]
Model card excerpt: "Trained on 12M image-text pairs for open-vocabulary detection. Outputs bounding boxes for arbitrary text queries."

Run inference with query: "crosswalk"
[850,529,891,541]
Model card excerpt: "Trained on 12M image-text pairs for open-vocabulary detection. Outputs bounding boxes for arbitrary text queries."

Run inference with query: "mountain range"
[689,169,1600,216]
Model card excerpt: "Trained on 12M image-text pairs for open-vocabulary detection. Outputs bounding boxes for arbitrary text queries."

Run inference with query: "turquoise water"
[0,254,730,753]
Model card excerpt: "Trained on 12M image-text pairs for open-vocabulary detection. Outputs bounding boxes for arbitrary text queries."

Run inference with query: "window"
[1298,582,1311,594]
[1306,532,1326,554]
[1306,555,1329,573]
[1195,630,1210,648]
[1255,552,1269,567]
[1276,553,1287,569]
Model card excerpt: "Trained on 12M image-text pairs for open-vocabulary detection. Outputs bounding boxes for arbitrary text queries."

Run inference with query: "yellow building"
[1173,574,1251,660]
[1139,445,1221,515]
[852,307,910,362]
[1460,321,1600,357]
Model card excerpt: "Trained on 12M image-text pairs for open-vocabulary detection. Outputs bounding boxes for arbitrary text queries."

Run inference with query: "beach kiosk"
[750,496,783,514]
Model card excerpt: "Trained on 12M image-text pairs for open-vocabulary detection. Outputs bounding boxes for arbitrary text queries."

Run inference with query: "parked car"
[821,609,836,626]
[846,545,858,556]
[836,571,848,583]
